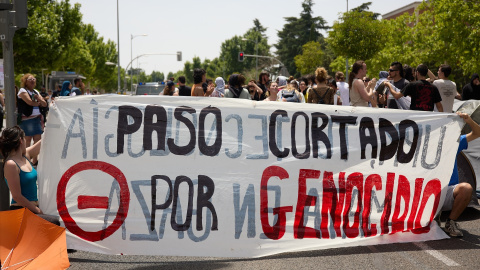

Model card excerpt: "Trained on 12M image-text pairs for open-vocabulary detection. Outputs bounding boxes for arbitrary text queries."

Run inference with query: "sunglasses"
[389,69,398,72]
[363,79,371,82]
[27,78,36,82]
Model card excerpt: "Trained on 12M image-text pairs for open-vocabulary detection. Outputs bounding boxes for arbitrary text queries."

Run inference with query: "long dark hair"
[349,60,365,90]
[0,126,24,159]
[193,68,206,84]
[403,64,415,82]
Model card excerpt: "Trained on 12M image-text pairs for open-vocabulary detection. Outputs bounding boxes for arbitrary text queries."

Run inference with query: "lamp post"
[345,0,349,79]
[131,34,148,93]
[242,37,259,79]
[116,0,121,94]
[105,61,122,93]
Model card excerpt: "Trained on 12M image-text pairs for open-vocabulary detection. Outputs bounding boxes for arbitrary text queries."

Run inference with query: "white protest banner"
[38,95,462,257]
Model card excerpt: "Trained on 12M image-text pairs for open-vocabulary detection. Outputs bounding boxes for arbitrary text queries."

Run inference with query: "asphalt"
[67,204,480,270]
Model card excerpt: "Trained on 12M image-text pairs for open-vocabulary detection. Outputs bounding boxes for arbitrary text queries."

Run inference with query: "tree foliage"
[351,2,380,20]
[294,41,324,76]
[367,0,480,87]
[327,10,387,62]
[2,0,118,91]
[275,0,327,77]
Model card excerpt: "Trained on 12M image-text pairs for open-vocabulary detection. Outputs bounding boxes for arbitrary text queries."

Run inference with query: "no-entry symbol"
[57,161,130,242]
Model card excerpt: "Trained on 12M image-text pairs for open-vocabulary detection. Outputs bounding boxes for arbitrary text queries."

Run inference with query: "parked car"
[134,82,165,95]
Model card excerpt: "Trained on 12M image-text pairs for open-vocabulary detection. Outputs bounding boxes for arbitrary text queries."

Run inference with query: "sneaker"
[444,219,463,237]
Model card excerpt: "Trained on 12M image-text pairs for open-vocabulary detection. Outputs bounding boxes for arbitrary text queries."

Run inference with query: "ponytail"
[348,60,365,90]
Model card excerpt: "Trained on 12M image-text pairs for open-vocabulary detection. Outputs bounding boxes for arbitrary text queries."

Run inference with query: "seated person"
[438,112,480,237]
[1,126,59,225]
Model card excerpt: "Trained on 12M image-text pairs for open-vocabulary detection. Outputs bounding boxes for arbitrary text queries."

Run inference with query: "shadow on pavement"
[68,207,480,268]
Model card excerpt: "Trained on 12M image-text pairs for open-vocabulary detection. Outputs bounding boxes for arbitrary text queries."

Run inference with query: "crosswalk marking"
[414,242,460,266]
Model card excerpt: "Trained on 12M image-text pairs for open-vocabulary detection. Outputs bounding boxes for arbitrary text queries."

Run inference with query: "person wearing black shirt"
[387,64,443,112]
[177,76,191,96]
[255,71,269,100]
[462,73,480,100]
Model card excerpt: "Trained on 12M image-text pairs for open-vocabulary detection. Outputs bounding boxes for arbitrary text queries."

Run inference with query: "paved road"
[67,205,480,270]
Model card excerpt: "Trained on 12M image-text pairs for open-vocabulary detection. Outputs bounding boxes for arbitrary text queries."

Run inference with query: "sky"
[73,0,415,77]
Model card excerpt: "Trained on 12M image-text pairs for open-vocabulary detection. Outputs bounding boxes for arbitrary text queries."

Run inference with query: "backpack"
[282,90,300,102]
[312,87,330,104]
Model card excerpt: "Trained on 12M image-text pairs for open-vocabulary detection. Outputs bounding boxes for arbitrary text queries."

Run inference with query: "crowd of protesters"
[1,60,480,239]
[161,62,479,115]
[156,62,480,239]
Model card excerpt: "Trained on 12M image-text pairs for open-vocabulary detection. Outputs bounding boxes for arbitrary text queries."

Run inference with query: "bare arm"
[4,160,43,214]
[355,79,373,102]
[458,112,480,142]
[385,81,404,99]
[435,102,444,112]
[455,91,462,100]
[204,84,214,96]
[19,92,40,106]
[427,69,437,82]
[26,139,41,160]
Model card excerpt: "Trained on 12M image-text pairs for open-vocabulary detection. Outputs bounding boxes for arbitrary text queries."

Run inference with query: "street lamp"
[116,0,121,94]
[242,37,259,79]
[131,34,148,93]
[346,0,349,79]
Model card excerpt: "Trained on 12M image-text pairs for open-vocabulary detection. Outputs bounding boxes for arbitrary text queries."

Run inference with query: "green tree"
[327,10,387,62]
[11,0,84,73]
[329,56,354,75]
[150,71,164,82]
[351,2,380,19]
[3,0,119,92]
[294,41,324,75]
[418,0,480,85]
[183,61,193,84]
[219,36,245,75]
[275,0,327,77]
[82,24,118,91]
[218,19,270,77]
[368,0,480,87]
[242,19,271,75]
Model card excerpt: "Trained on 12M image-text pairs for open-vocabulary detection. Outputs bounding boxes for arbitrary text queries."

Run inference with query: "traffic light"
[177,51,182,61]
[238,52,244,62]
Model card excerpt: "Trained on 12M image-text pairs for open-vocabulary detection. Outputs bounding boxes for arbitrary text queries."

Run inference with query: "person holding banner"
[264,81,279,102]
[0,126,60,225]
[439,112,480,237]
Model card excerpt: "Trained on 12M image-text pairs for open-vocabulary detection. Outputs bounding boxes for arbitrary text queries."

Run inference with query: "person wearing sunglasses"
[386,64,443,112]
[385,61,409,109]
[17,74,47,154]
